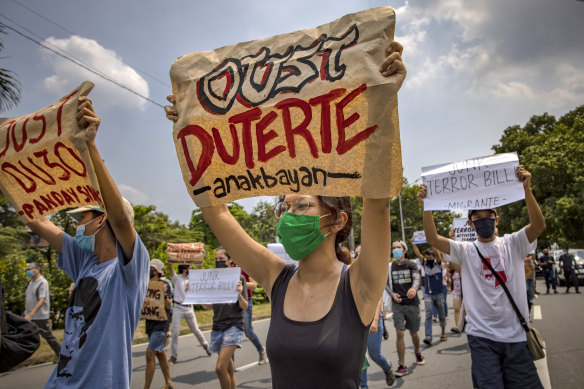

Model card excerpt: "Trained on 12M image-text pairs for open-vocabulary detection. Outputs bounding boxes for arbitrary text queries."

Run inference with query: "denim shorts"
[147,331,167,352]
[391,303,420,331]
[210,326,243,354]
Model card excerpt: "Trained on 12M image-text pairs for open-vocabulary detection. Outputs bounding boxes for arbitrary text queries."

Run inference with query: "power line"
[10,0,171,88]
[1,20,165,108]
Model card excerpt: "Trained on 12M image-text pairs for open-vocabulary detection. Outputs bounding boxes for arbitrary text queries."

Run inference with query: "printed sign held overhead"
[421,152,523,211]
[452,217,477,242]
[170,7,403,207]
[412,230,427,244]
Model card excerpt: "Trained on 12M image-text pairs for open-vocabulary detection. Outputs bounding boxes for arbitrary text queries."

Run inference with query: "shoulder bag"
[473,244,546,360]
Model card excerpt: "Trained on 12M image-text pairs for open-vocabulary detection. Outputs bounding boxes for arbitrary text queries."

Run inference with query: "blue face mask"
[392,248,404,260]
[26,270,34,278]
[75,215,104,252]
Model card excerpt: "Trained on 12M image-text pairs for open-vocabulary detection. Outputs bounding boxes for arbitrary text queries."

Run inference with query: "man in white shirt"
[417,165,546,389]
[167,263,211,363]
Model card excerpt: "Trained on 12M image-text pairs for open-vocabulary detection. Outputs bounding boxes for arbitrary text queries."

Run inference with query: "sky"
[1,0,583,225]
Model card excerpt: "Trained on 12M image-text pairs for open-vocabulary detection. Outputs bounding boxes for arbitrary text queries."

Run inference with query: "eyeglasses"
[274,197,324,219]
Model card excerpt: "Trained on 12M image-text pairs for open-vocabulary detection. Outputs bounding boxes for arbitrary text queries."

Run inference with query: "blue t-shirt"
[44,233,149,389]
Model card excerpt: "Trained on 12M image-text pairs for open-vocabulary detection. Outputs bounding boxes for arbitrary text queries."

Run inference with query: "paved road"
[1,279,582,388]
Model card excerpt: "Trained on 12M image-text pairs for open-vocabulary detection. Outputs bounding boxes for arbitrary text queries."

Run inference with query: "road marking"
[235,361,260,372]
[533,305,542,320]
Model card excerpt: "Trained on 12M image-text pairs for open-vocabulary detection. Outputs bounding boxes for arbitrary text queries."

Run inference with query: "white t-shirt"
[171,274,190,304]
[449,227,535,343]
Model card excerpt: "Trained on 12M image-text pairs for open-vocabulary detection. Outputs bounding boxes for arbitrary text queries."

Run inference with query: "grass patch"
[18,302,271,368]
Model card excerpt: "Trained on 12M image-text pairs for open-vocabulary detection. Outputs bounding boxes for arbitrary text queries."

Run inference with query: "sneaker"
[554,289,558,294]
[577,291,582,294]
[169,356,177,364]
[415,352,425,365]
[394,365,409,377]
[258,350,268,365]
[423,338,432,345]
[203,344,212,357]
[385,368,396,386]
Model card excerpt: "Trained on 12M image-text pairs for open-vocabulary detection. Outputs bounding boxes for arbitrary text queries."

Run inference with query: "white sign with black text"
[421,152,524,211]
[183,267,241,305]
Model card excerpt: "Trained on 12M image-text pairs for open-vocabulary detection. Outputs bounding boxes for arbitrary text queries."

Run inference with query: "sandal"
[162,385,174,389]
[451,327,460,333]
[440,335,447,342]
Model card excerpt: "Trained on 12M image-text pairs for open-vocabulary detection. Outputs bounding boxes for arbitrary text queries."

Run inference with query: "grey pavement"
[1,279,582,388]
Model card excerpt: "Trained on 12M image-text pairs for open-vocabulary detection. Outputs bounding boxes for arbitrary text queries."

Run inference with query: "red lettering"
[57,89,79,136]
[229,108,262,169]
[212,125,239,165]
[177,125,215,187]
[19,158,56,185]
[1,162,36,193]
[275,98,318,159]
[256,111,285,163]
[34,149,70,181]
[32,199,49,216]
[0,120,16,159]
[54,142,87,177]
[335,83,377,155]
[22,203,35,219]
[309,88,346,154]
[11,118,28,153]
[29,106,52,144]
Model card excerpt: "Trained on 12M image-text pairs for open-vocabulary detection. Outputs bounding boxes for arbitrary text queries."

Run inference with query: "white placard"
[183,267,241,305]
[421,152,524,211]
[452,217,477,242]
[412,230,427,244]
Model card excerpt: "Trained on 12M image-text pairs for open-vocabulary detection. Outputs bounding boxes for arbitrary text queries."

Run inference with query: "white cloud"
[41,35,149,110]
[118,184,149,205]
[395,0,584,111]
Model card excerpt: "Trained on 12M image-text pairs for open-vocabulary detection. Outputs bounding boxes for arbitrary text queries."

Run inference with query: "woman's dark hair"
[215,246,231,258]
[276,195,353,265]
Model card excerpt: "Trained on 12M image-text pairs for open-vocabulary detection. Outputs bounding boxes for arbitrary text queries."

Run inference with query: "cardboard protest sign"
[183,267,242,305]
[140,280,168,321]
[170,7,402,207]
[167,242,205,265]
[452,217,477,242]
[412,230,427,244]
[0,82,103,221]
[421,152,524,211]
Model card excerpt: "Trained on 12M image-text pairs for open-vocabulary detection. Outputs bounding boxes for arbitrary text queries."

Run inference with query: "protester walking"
[538,249,557,294]
[411,244,447,344]
[26,97,150,388]
[559,248,581,294]
[167,263,211,364]
[388,240,424,377]
[239,269,267,365]
[165,39,406,388]
[23,262,61,358]
[144,259,173,389]
[418,164,546,388]
[206,248,248,389]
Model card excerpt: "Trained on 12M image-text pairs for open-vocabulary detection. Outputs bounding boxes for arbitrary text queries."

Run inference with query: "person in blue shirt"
[26,97,150,389]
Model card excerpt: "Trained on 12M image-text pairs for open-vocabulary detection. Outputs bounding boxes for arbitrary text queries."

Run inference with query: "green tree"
[0,24,21,112]
[134,204,203,255]
[492,105,584,248]
[251,200,277,245]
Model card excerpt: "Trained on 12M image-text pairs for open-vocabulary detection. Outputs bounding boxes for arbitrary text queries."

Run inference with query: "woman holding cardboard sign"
[165,41,405,388]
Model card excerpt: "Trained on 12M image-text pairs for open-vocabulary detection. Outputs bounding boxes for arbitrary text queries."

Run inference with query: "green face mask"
[276,212,330,261]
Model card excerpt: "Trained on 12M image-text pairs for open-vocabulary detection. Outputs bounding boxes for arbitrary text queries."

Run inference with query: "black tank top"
[266,264,369,389]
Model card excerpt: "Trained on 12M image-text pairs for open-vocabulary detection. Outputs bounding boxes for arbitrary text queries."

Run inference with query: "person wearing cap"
[417,165,546,388]
[167,262,211,364]
[144,259,173,389]
[411,243,447,344]
[26,97,150,389]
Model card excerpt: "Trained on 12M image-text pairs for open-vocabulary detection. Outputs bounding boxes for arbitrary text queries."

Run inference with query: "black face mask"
[473,217,496,239]
[216,260,227,268]
[425,259,435,267]
[149,269,157,279]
